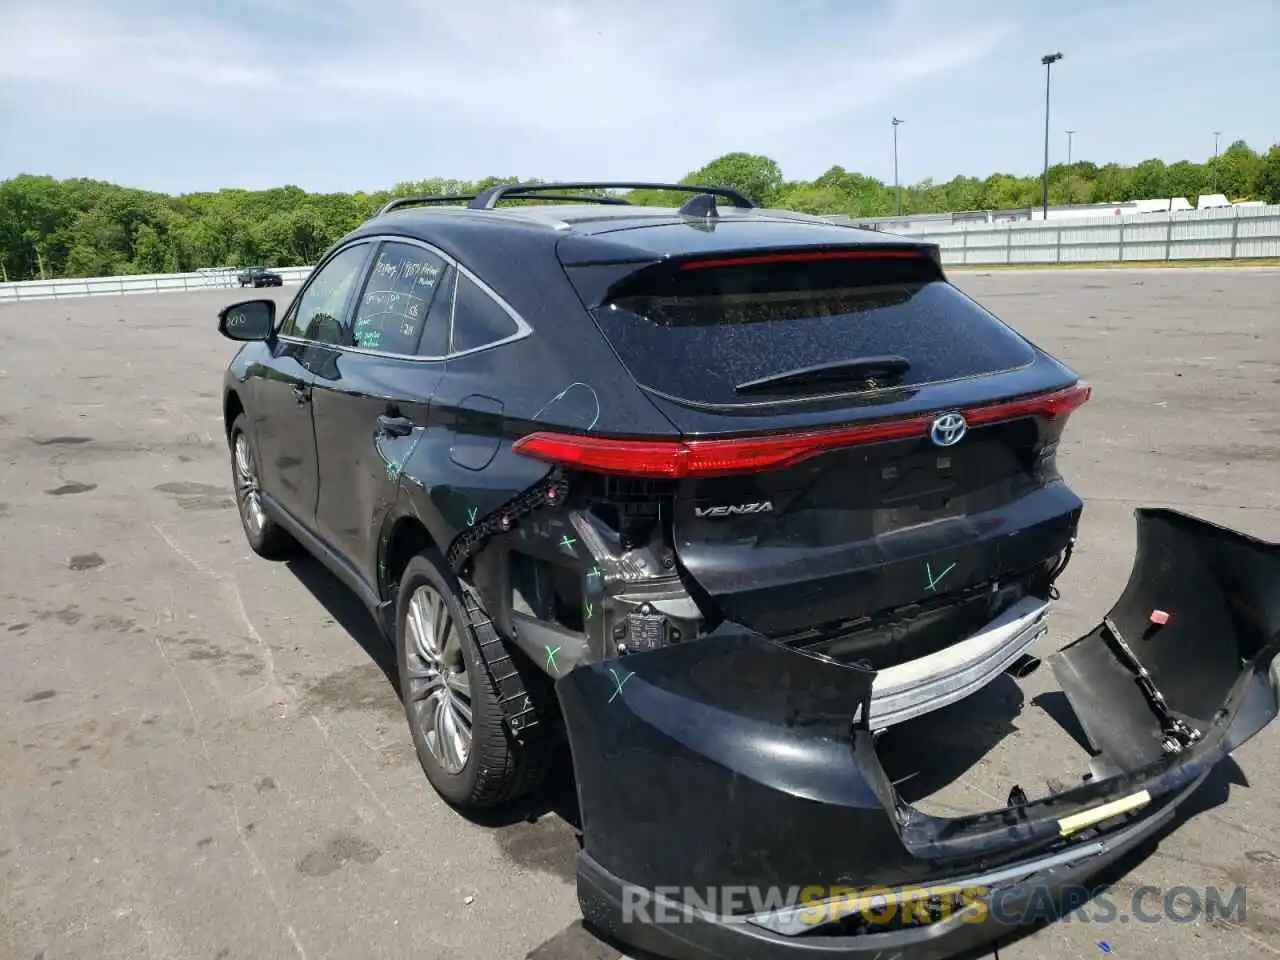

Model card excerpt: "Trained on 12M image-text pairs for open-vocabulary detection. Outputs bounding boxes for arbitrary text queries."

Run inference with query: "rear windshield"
[591,256,1036,406]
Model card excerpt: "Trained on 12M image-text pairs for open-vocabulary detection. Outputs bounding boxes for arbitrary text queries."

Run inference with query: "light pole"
[892,117,903,216]
[1213,130,1222,192]
[1065,129,1075,204]
[1040,52,1063,219]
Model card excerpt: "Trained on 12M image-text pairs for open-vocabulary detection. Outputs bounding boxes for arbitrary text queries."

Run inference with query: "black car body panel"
[559,508,1280,959]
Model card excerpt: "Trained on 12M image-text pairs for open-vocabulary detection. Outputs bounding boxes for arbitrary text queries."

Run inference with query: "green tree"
[773,185,850,215]
[1129,159,1170,201]
[1165,160,1207,203]
[1092,163,1132,203]
[1215,140,1262,199]
[1256,145,1280,204]
[685,152,784,206]
[133,224,168,273]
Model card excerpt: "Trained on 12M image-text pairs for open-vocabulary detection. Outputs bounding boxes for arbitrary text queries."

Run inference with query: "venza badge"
[695,501,774,519]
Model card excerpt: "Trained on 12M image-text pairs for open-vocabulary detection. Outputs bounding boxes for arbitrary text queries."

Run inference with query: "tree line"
[3,140,1278,282]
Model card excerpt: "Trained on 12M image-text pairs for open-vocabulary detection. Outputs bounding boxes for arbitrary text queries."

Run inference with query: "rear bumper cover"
[556,509,1280,960]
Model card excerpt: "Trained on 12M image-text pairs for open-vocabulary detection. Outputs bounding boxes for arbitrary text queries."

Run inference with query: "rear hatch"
[556,238,1088,642]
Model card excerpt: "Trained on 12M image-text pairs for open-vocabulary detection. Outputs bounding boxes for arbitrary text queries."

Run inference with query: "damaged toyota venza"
[217,182,1280,959]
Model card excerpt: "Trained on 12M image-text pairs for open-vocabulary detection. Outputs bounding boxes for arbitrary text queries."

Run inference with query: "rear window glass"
[592,257,1036,405]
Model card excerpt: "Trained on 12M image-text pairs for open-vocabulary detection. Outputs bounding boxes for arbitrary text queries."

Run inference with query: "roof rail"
[375,191,635,217]
[469,181,756,210]
[376,194,477,216]
[487,193,632,206]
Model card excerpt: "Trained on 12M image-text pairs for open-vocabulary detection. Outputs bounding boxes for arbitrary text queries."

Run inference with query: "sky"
[1,0,1277,195]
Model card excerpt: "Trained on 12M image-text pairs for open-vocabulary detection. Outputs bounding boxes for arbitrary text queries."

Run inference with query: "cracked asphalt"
[2,267,1279,960]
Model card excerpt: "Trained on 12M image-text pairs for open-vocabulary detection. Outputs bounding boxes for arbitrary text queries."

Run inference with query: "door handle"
[291,383,311,404]
[377,414,415,437]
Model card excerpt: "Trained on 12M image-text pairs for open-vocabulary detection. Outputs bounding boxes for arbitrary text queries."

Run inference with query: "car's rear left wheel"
[396,551,548,810]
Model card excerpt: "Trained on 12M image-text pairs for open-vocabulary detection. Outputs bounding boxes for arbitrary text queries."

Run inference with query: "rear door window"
[351,241,448,354]
[416,265,455,358]
[589,253,1036,405]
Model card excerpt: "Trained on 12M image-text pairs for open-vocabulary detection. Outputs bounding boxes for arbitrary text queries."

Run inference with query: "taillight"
[965,381,1091,426]
[512,419,932,479]
[513,381,1091,478]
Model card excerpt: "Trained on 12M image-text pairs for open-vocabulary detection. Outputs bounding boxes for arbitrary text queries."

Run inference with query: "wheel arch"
[377,494,459,605]
[223,389,245,443]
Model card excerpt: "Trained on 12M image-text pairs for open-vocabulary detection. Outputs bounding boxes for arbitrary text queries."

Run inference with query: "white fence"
[870,203,1280,266]
[0,265,313,303]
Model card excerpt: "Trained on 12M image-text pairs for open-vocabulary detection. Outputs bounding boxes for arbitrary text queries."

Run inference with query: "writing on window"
[352,243,446,353]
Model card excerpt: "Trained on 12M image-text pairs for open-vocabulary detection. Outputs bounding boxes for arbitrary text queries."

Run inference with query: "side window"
[450,272,521,354]
[351,242,447,354]
[282,243,370,344]
[416,265,455,358]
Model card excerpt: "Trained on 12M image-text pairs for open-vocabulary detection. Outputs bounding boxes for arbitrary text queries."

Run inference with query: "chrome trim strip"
[274,234,532,361]
[867,596,1051,730]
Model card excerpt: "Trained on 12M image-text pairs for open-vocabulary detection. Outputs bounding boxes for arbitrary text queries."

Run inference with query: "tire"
[229,413,297,559]
[396,551,548,810]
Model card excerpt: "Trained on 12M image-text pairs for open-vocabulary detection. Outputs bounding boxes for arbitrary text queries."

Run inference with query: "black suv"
[237,266,283,288]
[219,180,1090,809]
[216,183,1280,960]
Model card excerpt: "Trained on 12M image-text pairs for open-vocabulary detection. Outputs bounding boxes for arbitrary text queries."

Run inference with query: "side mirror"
[218,299,276,341]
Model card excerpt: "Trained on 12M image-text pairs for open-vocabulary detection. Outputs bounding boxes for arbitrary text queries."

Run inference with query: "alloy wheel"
[232,432,266,536]
[404,584,474,774]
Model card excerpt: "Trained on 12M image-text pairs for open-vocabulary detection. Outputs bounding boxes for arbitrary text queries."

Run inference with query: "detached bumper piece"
[556,509,1280,960]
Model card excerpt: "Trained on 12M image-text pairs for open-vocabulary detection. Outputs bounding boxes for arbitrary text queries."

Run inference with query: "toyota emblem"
[930,411,967,447]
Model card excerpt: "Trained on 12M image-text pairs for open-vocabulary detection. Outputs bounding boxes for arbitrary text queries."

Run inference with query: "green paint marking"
[585,601,594,620]
[466,505,478,526]
[545,644,562,675]
[607,668,636,704]
[926,561,957,592]
[559,534,577,553]
[385,430,424,482]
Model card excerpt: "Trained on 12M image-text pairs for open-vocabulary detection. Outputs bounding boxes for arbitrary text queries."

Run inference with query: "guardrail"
[864,203,1280,266]
[0,266,314,303]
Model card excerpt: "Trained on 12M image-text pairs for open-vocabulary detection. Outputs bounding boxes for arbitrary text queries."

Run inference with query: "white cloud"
[0,0,1016,143]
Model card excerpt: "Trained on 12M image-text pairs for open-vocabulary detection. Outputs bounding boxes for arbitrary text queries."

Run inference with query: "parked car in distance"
[237,266,283,288]
[215,181,1280,960]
